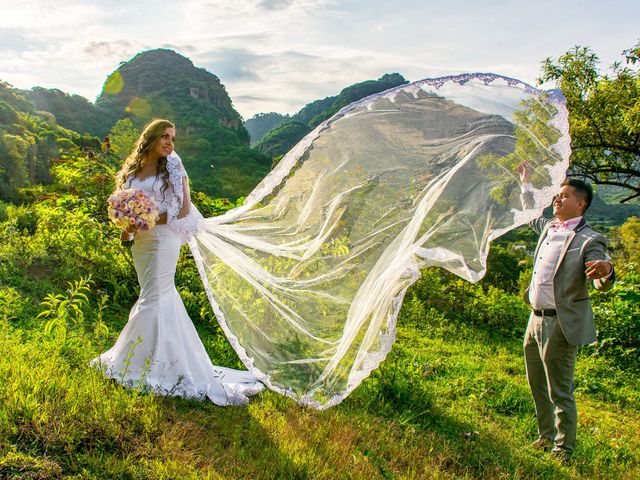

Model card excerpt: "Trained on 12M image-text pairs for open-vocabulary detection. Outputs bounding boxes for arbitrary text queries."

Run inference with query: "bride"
[91,119,264,405]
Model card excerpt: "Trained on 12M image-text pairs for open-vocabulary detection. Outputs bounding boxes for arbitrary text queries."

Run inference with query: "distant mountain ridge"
[6,49,272,199]
[245,112,290,145]
[247,73,409,159]
[24,87,114,137]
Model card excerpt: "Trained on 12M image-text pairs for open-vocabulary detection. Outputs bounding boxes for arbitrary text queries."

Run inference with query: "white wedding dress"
[91,158,264,405]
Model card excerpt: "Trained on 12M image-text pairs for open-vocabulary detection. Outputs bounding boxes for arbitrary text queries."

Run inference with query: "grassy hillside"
[2,298,638,479]
[0,144,638,478]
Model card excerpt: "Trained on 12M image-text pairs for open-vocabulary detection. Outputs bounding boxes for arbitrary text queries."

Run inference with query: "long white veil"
[188,73,570,409]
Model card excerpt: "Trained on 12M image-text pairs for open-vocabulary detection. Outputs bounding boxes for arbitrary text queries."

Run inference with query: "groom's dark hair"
[562,178,593,212]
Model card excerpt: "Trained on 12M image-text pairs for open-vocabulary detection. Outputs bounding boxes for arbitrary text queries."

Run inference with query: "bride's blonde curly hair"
[115,118,175,193]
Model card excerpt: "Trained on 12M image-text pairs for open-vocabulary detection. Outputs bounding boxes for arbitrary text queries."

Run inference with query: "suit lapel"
[574,217,588,232]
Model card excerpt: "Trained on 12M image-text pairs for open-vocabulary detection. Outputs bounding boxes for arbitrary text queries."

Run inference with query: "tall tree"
[540,42,640,202]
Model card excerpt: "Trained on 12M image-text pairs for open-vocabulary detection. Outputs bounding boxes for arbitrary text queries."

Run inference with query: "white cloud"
[0,0,638,117]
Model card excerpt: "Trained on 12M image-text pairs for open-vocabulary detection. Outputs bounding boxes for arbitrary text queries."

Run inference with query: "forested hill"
[248,73,409,159]
[2,49,272,200]
[0,81,100,202]
[244,112,290,145]
[94,49,270,198]
[2,50,412,200]
[96,49,245,136]
[23,87,114,137]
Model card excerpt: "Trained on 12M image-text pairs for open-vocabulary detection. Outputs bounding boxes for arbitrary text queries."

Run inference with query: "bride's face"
[153,127,176,158]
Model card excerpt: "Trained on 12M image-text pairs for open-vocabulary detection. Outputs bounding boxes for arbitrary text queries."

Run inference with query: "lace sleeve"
[166,151,204,244]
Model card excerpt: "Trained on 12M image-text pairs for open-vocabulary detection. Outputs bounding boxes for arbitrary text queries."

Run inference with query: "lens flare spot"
[103,71,124,95]
[125,97,151,118]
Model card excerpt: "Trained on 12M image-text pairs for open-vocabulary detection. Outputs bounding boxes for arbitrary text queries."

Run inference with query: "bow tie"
[549,217,581,232]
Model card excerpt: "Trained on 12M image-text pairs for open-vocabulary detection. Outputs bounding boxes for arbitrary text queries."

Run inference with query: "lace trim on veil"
[167,152,204,244]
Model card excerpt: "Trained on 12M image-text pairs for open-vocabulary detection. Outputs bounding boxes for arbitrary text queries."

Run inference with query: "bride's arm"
[157,179,190,225]
[177,176,191,220]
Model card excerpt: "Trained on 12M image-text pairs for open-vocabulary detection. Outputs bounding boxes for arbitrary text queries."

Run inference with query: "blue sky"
[0,0,638,118]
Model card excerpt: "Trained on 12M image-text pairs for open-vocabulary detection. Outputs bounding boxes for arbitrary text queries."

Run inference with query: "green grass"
[1,303,638,479]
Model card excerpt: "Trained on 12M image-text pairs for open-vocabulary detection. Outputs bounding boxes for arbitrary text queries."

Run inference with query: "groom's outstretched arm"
[517,161,549,234]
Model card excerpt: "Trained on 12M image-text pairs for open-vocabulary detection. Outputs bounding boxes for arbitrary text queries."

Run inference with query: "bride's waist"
[135,224,176,239]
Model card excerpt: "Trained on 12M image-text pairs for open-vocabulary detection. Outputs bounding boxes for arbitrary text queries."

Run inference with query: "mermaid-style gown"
[91,175,264,405]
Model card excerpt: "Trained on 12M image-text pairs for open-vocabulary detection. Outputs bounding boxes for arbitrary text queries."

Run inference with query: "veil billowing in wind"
[188,73,570,409]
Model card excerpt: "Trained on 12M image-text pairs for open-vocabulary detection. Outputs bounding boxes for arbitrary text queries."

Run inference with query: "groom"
[518,164,615,463]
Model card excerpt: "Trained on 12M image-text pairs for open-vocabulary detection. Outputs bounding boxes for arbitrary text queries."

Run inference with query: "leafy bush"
[0,200,7,222]
[6,204,38,235]
[588,263,640,369]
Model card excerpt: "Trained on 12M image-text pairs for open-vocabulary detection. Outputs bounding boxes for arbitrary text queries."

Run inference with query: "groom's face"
[553,185,585,221]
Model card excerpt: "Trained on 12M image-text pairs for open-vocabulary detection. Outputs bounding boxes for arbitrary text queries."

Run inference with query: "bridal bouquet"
[108,189,159,233]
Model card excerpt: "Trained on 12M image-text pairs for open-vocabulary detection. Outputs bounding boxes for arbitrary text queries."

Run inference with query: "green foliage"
[0,100,19,125]
[0,70,639,477]
[618,216,640,262]
[540,42,640,202]
[0,319,163,477]
[0,82,102,202]
[406,265,530,340]
[476,95,561,206]
[191,191,238,217]
[38,277,92,341]
[0,132,30,199]
[481,244,528,292]
[6,204,39,235]
[588,264,640,368]
[107,118,139,160]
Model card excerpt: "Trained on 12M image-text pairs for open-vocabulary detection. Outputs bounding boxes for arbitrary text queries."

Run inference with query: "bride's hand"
[121,225,137,241]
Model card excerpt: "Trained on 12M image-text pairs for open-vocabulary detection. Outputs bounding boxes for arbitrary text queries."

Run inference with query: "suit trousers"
[523,312,578,453]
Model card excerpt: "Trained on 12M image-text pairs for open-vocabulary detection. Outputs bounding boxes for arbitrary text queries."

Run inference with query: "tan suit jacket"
[524,217,615,345]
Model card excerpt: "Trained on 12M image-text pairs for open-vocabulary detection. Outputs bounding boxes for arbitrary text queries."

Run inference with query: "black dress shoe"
[530,437,553,451]
[549,448,572,465]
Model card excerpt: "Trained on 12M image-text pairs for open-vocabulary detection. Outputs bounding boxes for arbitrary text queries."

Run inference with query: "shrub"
[588,263,640,369]
[0,200,7,222]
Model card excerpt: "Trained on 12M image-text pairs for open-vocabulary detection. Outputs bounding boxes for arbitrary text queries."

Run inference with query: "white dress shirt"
[528,217,582,310]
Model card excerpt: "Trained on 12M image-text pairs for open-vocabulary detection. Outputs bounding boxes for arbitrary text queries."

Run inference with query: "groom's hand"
[585,260,613,279]
[517,161,532,184]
